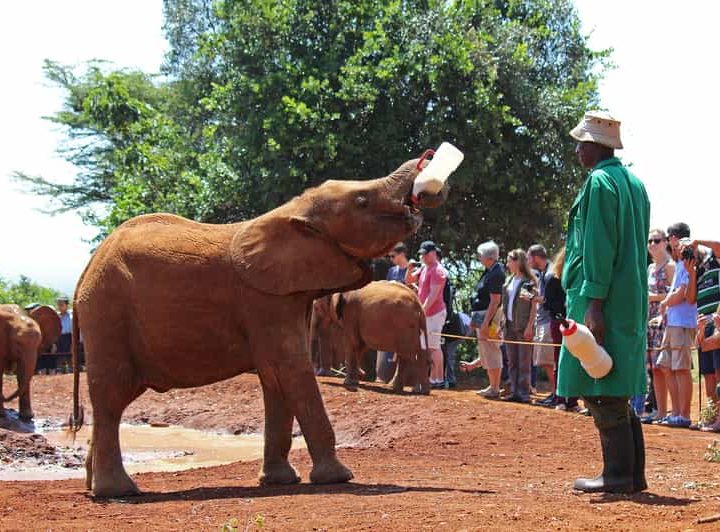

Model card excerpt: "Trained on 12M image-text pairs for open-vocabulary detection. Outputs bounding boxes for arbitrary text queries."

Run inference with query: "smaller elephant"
[1,304,61,420]
[321,281,431,394]
[310,297,346,375]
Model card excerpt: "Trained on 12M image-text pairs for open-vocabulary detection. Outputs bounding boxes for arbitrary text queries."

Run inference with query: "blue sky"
[1,1,717,295]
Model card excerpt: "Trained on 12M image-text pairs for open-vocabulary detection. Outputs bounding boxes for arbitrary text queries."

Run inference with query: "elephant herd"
[4,156,447,498]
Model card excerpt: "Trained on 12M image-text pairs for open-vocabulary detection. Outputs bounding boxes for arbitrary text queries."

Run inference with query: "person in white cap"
[557,111,651,493]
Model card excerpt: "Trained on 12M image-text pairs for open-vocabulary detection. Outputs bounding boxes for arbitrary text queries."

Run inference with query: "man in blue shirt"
[386,242,409,283]
[56,296,73,354]
[658,223,697,427]
[376,243,410,382]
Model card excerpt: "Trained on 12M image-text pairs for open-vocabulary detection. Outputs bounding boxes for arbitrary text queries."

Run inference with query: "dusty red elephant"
[310,297,345,375]
[71,157,446,497]
[1,304,61,420]
[315,281,431,394]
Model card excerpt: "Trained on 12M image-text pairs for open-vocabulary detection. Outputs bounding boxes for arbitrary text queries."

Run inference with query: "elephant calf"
[70,156,447,497]
[0,304,61,420]
[318,281,431,394]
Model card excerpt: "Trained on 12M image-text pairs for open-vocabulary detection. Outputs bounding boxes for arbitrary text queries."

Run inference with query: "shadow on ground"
[96,482,496,505]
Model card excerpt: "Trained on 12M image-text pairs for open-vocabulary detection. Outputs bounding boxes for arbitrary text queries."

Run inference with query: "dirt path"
[1,374,719,530]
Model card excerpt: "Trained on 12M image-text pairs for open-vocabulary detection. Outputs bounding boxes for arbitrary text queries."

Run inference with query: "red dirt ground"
[1,373,719,531]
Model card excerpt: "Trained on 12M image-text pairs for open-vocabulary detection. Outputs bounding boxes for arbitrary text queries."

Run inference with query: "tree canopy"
[0,276,64,308]
[17,0,607,260]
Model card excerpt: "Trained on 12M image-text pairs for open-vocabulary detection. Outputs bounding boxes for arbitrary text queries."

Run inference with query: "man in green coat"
[557,111,651,494]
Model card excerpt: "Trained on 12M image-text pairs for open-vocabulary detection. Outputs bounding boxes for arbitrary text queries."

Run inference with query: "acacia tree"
[17,0,606,257]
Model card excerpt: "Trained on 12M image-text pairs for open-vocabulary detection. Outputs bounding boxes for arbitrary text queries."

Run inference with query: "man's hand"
[460,360,478,373]
[523,326,534,341]
[698,315,711,339]
[713,313,720,330]
[683,256,697,274]
[648,315,663,328]
[584,299,606,345]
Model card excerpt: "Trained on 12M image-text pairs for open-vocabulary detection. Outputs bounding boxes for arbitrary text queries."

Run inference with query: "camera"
[681,246,695,261]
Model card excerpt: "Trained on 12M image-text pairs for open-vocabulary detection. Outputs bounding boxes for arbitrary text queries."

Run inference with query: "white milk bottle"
[560,319,613,379]
[412,142,464,202]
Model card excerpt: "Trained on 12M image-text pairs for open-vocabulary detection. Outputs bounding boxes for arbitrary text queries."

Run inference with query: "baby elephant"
[1,304,61,420]
[321,281,431,394]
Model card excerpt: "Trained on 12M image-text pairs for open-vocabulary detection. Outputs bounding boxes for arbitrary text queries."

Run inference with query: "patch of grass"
[703,440,720,463]
[700,399,718,426]
[219,513,265,532]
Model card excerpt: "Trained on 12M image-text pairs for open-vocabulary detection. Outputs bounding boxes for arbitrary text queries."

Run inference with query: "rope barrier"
[432,331,693,352]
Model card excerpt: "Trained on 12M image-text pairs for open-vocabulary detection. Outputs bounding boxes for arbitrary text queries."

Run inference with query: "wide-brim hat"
[570,111,623,149]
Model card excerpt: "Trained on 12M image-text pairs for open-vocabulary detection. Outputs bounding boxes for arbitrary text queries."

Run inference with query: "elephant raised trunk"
[385,157,449,211]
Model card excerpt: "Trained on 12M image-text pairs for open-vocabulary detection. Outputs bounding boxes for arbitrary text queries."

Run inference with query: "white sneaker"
[477,386,500,399]
[555,403,567,411]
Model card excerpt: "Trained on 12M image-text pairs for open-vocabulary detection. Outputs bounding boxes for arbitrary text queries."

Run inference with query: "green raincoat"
[557,157,650,397]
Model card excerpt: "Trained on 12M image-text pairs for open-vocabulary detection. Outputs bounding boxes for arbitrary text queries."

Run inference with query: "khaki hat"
[570,111,623,149]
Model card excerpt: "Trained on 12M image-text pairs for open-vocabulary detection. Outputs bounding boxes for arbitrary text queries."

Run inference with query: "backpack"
[442,277,455,314]
[442,278,466,337]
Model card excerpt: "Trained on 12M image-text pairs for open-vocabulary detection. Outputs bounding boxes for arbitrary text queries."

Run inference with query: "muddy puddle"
[0,422,306,481]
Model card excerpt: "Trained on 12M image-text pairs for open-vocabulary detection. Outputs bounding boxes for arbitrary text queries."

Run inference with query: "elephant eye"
[355,195,368,208]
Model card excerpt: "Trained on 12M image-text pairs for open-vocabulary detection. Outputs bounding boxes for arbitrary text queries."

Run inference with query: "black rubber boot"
[574,422,636,493]
[630,415,648,492]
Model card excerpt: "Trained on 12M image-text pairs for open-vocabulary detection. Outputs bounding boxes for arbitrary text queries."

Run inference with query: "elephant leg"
[18,386,33,421]
[87,361,145,497]
[344,349,360,390]
[257,377,300,485]
[17,362,33,421]
[270,357,352,484]
[390,356,406,393]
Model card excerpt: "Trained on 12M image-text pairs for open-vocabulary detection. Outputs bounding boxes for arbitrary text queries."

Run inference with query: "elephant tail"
[68,300,84,434]
[420,310,430,355]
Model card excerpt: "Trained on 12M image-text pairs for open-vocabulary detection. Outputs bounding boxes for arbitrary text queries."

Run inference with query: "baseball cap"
[418,241,439,255]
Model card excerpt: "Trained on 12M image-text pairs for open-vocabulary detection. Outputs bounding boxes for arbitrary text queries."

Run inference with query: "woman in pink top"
[407,241,447,387]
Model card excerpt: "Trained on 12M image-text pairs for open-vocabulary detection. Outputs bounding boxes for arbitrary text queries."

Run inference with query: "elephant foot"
[343,378,359,392]
[259,461,301,485]
[412,383,431,396]
[310,458,354,484]
[389,379,404,393]
[93,472,141,498]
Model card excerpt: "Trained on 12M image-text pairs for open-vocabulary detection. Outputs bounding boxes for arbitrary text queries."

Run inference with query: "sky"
[1,1,718,295]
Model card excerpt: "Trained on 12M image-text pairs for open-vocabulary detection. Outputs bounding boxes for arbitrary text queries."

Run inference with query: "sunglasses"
[389,254,397,258]
[648,238,664,245]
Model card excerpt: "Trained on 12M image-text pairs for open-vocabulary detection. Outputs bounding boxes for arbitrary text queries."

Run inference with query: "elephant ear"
[231,216,369,296]
[28,306,61,353]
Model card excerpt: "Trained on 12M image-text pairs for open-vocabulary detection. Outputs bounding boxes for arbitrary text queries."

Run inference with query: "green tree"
[0,276,64,308]
[17,0,607,259]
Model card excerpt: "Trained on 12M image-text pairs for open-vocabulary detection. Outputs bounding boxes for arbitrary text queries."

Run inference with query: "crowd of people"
[383,222,720,432]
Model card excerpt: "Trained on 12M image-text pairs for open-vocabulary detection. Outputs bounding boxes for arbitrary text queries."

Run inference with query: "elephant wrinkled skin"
[1,304,61,420]
[318,281,431,393]
[71,158,446,497]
